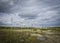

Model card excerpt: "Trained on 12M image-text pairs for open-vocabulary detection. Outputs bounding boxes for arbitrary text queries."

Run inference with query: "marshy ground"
[0,27,60,43]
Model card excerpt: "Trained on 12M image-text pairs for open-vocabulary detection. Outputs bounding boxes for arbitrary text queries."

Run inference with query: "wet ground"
[0,29,60,43]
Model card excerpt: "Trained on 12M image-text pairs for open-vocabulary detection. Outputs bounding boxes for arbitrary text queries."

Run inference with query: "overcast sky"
[0,0,60,27]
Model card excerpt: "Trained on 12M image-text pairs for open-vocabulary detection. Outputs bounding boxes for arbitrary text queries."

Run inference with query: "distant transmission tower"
[11,16,13,29]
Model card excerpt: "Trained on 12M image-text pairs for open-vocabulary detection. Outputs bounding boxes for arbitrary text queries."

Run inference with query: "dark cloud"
[41,0,60,6]
[0,0,11,13]
[0,0,60,27]
[19,13,38,19]
[0,0,19,13]
[0,22,6,26]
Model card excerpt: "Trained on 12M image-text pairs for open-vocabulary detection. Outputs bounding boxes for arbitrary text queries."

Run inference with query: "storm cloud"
[0,0,60,27]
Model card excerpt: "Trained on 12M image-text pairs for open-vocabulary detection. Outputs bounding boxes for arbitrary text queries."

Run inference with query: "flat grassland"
[0,27,60,43]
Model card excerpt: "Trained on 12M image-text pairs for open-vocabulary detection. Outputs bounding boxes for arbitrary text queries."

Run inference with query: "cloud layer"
[0,0,60,27]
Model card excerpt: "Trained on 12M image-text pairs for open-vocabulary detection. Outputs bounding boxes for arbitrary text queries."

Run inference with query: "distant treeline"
[0,26,60,30]
[0,27,38,29]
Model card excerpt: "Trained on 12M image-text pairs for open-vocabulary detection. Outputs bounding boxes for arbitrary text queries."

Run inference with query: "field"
[0,27,60,43]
